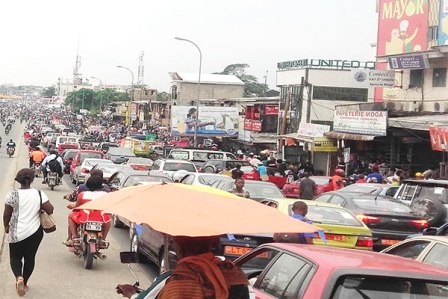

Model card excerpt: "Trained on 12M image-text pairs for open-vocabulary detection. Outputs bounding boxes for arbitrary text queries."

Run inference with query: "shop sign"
[387,55,428,70]
[265,105,279,115]
[298,123,330,138]
[333,110,388,136]
[351,69,395,88]
[429,126,448,152]
[244,119,262,132]
[277,59,376,70]
[439,0,448,45]
[312,137,338,152]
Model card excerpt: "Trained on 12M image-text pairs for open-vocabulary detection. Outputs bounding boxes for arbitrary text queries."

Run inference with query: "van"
[168,149,236,162]
[55,135,80,150]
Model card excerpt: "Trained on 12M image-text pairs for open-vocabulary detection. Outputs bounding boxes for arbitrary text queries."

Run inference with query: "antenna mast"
[137,51,144,86]
[73,38,82,85]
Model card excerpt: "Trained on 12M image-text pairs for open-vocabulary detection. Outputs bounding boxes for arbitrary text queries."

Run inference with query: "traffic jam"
[18,103,448,298]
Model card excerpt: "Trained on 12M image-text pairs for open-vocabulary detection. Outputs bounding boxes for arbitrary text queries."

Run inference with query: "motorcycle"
[7,147,14,158]
[34,162,42,177]
[47,171,60,191]
[71,221,109,269]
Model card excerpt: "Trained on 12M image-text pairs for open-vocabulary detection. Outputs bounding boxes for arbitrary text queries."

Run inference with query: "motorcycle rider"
[29,146,46,168]
[41,150,64,184]
[6,139,16,154]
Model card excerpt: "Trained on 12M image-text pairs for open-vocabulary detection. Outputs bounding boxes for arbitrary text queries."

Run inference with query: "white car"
[71,158,113,186]
[180,173,232,186]
[149,159,197,180]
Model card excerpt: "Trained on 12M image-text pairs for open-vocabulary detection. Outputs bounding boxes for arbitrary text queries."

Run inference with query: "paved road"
[0,124,157,298]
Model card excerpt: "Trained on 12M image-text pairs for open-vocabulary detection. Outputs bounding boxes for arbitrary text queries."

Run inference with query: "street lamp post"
[116,66,135,128]
[174,36,202,147]
[91,76,103,113]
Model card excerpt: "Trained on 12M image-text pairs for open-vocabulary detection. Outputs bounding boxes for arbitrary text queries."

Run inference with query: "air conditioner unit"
[433,102,448,112]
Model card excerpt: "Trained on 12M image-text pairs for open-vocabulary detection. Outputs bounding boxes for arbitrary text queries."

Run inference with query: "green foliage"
[216,64,268,97]
[41,86,56,98]
[157,91,170,101]
[65,88,129,112]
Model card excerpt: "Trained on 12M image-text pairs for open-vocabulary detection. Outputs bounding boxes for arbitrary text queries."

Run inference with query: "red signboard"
[243,119,262,132]
[429,127,448,152]
[375,0,429,102]
[265,105,279,115]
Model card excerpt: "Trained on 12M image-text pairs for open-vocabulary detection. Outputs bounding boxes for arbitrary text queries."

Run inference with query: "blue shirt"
[292,214,315,239]
[257,165,267,176]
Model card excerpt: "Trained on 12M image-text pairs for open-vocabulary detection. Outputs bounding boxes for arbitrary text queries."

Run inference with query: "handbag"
[38,190,56,233]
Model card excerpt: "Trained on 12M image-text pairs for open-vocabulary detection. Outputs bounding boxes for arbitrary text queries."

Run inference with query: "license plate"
[85,222,102,231]
[224,246,268,258]
[381,239,400,246]
[325,234,347,242]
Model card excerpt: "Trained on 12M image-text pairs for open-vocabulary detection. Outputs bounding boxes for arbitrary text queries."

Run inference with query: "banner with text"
[298,123,330,138]
[351,69,395,87]
[333,110,388,136]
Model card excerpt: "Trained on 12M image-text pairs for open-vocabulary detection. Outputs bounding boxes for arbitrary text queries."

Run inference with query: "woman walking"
[3,168,54,296]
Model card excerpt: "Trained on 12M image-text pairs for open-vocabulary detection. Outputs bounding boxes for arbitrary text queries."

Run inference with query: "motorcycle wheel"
[84,242,96,270]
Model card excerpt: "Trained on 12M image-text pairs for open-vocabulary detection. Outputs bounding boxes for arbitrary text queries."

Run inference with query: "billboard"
[333,110,388,136]
[429,126,448,151]
[375,0,429,101]
[351,69,395,87]
[439,0,448,45]
[171,106,239,136]
[298,123,330,138]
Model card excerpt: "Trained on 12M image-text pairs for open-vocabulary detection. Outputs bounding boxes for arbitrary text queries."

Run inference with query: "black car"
[60,149,78,174]
[211,180,285,201]
[315,192,429,250]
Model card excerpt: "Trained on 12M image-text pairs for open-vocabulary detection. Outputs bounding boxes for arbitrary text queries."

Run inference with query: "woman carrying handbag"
[3,168,54,296]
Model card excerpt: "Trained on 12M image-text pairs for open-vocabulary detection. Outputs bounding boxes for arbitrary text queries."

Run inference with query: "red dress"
[69,191,111,224]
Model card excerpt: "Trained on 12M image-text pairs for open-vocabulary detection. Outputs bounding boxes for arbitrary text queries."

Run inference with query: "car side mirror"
[422,227,437,235]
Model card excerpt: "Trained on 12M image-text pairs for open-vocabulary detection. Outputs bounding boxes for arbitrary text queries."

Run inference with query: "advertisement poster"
[439,0,448,45]
[375,0,429,101]
[429,126,448,151]
[333,110,388,136]
[171,106,239,136]
[351,69,395,88]
[298,123,330,138]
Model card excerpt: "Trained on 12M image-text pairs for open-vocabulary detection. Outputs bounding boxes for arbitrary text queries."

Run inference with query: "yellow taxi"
[261,198,373,250]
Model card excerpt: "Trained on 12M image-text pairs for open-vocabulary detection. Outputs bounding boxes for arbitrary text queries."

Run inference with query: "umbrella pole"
[164,234,169,272]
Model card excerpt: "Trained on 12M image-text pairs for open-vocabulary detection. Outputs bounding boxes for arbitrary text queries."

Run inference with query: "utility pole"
[306,82,313,123]
[295,77,305,131]
[279,87,292,151]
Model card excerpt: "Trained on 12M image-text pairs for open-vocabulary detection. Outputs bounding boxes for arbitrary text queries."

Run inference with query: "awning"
[388,114,448,131]
[324,131,376,141]
[278,133,314,143]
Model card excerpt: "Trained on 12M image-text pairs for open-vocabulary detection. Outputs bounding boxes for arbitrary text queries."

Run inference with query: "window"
[423,243,448,270]
[315,194,332,203]
[433,68,447,87]
[427,26,439,41]
[238,248,280,274]
[151,161,160,170]
[385,187,399,197]
[384,240,430,259]
[258,253,311,298]
[409,69,424,88]
[164,162,196,172]
[313,86,368,102]
[329,196,346,206]
[168,150,189,160]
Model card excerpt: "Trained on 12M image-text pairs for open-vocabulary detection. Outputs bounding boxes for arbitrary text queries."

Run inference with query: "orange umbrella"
[80,183,319,237]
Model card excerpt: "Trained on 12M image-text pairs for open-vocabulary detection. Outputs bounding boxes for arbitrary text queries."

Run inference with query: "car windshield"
[127,158,153,165]
[124,175,170,187]
[331,275,448,298]
[80,152,103,163]
[64,151,77,159]
[353,199,412,213]
[231,182,284,198]
[198,175,230,186]
[410,185,448,204]
[288,205,363,227]
[163,162,196,172]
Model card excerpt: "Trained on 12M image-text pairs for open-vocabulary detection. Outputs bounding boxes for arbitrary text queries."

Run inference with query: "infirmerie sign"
[277,59,376,70]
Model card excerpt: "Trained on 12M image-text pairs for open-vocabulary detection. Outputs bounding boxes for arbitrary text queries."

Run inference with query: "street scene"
[1,0,448,298]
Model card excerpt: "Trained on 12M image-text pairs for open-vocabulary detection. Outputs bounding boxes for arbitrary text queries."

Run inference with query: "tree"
[215,64,268,97]
[157,91,170,101]
[65,88,129,112]
[41,86,56,98]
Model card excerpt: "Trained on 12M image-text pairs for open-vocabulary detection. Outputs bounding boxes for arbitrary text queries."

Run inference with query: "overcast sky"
[0,0,378,92]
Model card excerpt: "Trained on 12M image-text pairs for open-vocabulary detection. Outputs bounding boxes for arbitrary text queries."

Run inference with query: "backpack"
[48,158,61,173]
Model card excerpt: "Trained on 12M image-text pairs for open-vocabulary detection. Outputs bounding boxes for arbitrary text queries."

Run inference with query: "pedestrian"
[273,201,314,244]
[117,236,249,299]
[231,164,244,180]
[366,167,383,184]
[257,162,268,181]
[298,172,317,200]
[3,168,54,296]
[299,160,314,175]
[229,178,250,198]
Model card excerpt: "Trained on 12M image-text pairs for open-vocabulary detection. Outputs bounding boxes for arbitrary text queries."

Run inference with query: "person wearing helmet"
[331,168,345,191]
[41,150,64,183]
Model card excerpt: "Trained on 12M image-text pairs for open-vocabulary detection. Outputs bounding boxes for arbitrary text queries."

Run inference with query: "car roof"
[405,235,448,243]
[262,243,448,277]
[323,192,392,200]
[402,179,448,186]
[83,158,110,163]
[78,150,103,154]
[266,198,350,209]
[244,180,278,187]
[161,159,195,164]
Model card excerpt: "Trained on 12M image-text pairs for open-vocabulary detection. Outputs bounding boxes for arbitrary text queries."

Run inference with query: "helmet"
[50,149,58,155]
[335,169,345,176]
[415,172,423,177]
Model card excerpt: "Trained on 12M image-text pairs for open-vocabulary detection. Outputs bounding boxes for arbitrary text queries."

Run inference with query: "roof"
[169,72,244,85]
[324,131,377,141]
[388,114,448,131]
[266,243,448,276]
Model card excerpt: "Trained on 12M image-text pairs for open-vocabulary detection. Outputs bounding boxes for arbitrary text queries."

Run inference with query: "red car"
[69,150,104,175]
[57,143,79,155]
[234,243,448,298]
[282,176,332,198]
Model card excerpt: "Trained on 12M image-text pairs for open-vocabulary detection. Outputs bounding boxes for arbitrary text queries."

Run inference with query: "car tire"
[410,197,447,226]
[113,215,124,228]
